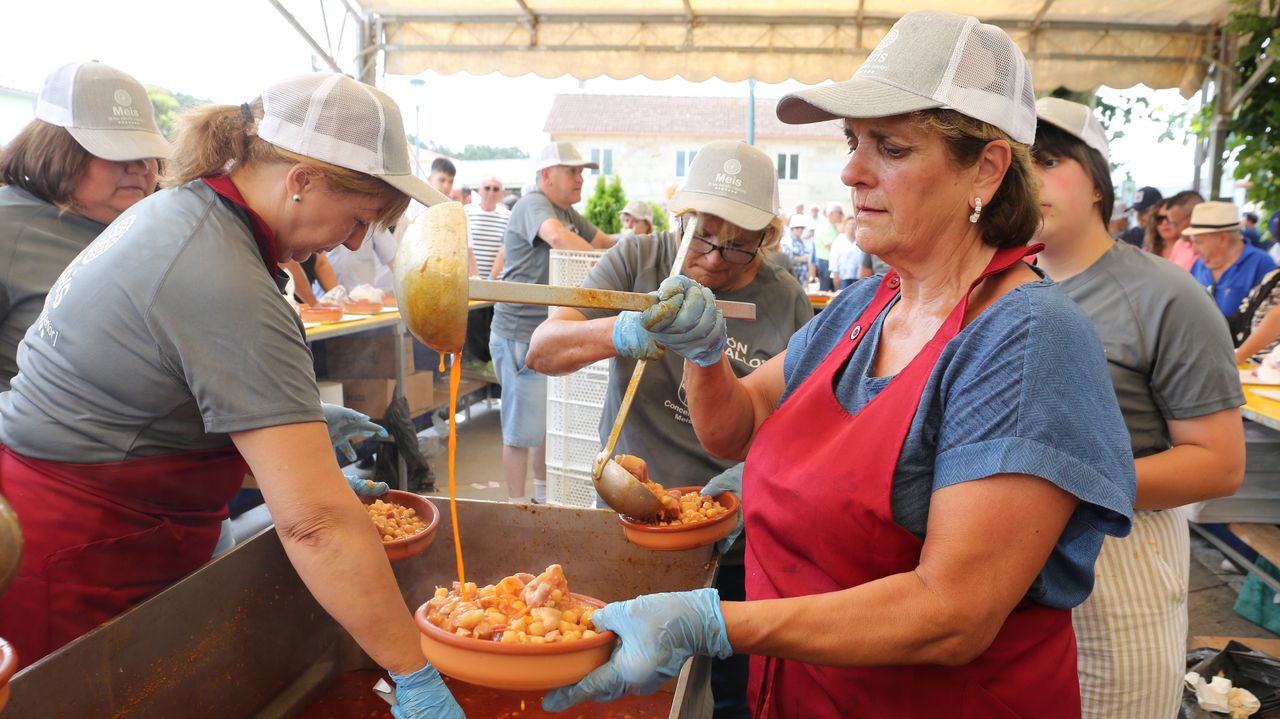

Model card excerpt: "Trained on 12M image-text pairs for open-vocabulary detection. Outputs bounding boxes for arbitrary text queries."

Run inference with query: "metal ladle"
[392,203,755,355]
[592,219,703,521]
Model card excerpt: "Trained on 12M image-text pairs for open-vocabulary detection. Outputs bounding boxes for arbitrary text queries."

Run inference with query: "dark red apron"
[743,244,1080,718]
[0,446,245,668]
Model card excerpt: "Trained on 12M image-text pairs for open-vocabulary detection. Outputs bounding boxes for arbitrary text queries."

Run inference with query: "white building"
[543,94,849,214]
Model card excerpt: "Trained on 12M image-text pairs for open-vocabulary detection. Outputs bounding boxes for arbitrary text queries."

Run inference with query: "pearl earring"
[292,194,302,203]
[969,197,982,224]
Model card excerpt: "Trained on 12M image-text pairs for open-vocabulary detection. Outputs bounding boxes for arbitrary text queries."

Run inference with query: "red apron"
[743,244,1080,718]
[0,445,245,668]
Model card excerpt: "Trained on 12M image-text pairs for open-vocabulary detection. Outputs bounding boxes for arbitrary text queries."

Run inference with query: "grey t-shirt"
[579,231,812,485]
[0,186,107,392]
[491,190,599,342]
[1054,241,1245,458]
[0,180,323,462]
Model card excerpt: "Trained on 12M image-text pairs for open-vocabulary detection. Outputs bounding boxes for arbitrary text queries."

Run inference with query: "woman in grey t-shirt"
[1032,98,1245,719]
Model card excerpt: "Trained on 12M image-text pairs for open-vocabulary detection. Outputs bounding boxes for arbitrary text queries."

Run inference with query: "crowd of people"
[0,8,1273,719]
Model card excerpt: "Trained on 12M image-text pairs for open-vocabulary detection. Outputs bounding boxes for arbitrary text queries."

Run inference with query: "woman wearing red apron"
[0,74,463,717]
[545,12,1136,718]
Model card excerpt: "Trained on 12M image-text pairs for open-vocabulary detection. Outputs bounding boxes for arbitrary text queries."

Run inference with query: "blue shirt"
[782,275,1135,609]
[1192,243,1277,317]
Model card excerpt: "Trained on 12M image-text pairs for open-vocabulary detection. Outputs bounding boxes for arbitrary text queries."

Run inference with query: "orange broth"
[448,352,465,588]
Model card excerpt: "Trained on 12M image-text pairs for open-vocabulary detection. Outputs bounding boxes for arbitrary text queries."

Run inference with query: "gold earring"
[969,197,982,224]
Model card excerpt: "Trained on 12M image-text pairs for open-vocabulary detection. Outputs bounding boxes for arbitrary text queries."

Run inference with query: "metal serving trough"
[3,498,719,717]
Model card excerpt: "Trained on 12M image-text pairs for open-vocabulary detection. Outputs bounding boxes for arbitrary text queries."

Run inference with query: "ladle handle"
[594,219,701,479]
[468,279,756,320]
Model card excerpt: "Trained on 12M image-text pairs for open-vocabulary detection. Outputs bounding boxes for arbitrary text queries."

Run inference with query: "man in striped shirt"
[465,175,510,280]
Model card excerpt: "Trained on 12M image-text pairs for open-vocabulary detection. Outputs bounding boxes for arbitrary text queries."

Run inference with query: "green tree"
[1224,0,1280,212]
[145,86,212,139]
[584,175,627,234]
[416,141,528,160]
[650,202,670,231]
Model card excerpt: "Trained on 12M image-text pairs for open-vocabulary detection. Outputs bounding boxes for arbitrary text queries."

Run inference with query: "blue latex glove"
[640,276,727,367]
[345,474,389,497]
[389,662,464,719]
[322,403,388,462]
[542,588,733,713]
[701,464,744,555]
[612,310,664,361]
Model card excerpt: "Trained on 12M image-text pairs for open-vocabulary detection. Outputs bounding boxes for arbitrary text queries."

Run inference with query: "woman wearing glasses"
[1143,199,1197,269]
[526,139,809,719]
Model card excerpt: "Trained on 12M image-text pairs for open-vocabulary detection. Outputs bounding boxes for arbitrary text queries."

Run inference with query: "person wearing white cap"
[0,61,170,391]
[1032,97,1245,719]
[783,213,813,285]
[618,199,654,236]
[812,202,844,291]
[527,139,809,717]
[0,73,462,717]
[1186,201,1277,317]
[543,12,1133,718]
[489,141,614,504]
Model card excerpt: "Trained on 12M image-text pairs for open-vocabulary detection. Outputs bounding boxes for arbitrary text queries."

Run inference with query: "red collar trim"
[202,176,280,273]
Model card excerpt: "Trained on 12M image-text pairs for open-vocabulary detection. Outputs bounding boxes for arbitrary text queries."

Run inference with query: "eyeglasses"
[481,185,502,191]
[689,234,763,265]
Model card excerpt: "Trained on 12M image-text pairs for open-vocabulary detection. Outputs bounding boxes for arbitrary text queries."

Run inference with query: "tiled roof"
[544,94,843,140]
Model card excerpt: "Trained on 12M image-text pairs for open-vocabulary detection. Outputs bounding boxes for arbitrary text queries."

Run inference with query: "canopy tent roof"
[355,0,1237,97]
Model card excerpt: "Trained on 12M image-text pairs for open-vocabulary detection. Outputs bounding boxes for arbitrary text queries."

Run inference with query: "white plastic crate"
[545,465,599,508]
[549,248,607,287]
[546,249,612,507]
[546,431,603,474]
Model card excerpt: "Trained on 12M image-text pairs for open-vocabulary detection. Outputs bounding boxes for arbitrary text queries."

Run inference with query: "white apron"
[1073,507,1189,719]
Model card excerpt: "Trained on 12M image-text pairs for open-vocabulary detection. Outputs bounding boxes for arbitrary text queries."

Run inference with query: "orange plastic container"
[361,490,440,562]
[415,595,616,691]
[299,304,343,323]
[342,299,384,315]
[617,487,739,551]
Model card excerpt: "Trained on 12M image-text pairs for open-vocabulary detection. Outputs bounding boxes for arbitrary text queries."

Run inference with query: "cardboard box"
[337,372,435,418]
[323,335,416,378]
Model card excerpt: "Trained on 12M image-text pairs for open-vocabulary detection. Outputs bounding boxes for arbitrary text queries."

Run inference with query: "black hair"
[430,157,456,177]
[1031,121,1114,231]
[1246,212,1259,224]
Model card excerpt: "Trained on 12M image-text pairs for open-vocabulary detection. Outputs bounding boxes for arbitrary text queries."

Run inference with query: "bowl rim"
[362,489,441,548]
[616,487,739,534]
[0,637,16,684]
[415,592,616,656]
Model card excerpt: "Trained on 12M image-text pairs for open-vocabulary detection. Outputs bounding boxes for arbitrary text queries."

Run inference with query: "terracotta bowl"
[617,487,740,551]
[343,299,384,315]
[415,594,615,691]
[0,637,16,712]
[361,490,439,562]
[300,304,343,323]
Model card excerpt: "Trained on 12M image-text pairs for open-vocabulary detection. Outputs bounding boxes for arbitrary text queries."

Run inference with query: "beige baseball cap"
[1182,201,1241,237]
[535,141,598,172]
[668,140,778,231]
[776,10,1037,145]
[35,61,170,161]
[1035,97,1110,160]
[619,200,653,222]
[257,73,448,208]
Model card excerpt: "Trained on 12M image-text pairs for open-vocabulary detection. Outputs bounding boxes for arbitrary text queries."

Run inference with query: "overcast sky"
[3,0,1204,198]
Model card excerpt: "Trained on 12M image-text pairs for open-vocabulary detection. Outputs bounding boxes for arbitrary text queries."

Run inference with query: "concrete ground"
[369,397,1280,653]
